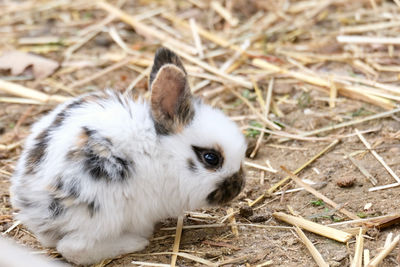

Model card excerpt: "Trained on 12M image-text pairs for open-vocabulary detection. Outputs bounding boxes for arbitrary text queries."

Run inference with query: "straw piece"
[273,212,352,243]
[69,57,134,89]
[170,216,183,267]
[244,161,277,173]
[337,35,400,45]
[0,79,69,103]
[211,1,239,27]
[228,89,280,130]
[255,260,273,267]
[97,1,197,55]
[265,78,274,116]
[125,65,151,94]
[131,261,169,267]
[227,208,239,237]
[340,21,400,34]
[2,220,20,235]
[351,228,364,267]
[328,214,400,227]
[162,13,230,48]
[220,39,250,72]
[281,166,359,220]
[367,234,400,267]
[267,139,339,195]
[161,223,292,231]
[189,18,204,58]
[164,45,252,89]
[369,182,400,192]
[384,233,393,249]
[252,58,395,110]
[363,214,400,230]
[173,252,217,267]
[355,129,400,184]
[0,97,42,105]
[294,226,329,267]
[293,107,400,139]
[364,249,370,267]
[249,130,265,158]
[348,155,377,186]
[252,78,266,113]
[0,141,21,151]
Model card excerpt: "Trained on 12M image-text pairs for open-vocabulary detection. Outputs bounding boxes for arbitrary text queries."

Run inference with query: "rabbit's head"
[150,48,246,210]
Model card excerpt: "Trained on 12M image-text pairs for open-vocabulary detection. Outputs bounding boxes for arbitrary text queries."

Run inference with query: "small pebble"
[239,206,254,218]
[249,214,271,223]
[336,176,355,188]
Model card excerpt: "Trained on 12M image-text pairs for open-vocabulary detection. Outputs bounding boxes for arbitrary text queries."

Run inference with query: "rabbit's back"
[10,90,157,246]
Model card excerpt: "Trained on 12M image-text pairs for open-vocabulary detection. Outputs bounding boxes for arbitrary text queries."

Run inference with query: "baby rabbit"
[10,48,246,265]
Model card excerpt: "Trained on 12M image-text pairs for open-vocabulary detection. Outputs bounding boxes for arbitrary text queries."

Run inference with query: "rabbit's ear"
[150,48,194,135]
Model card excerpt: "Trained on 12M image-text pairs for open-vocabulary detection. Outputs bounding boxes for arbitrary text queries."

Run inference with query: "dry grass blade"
[252,58,395,110]
[255,260,273,267]
[131,261,170,267]
[228,88,280,130]
[69,57,134,89]
[294,226,329,267]
[164,45,252,89]
[355,129,400,183]
[211,1,239,27]
[267,139,339,195]
[348,155,377,185]
[97,1,197,55]
[367,234,400,267]
[162,13,230,47]
[364,249,370,267]
[289,107,400,140]
[170,216,183,267]
[0,80,69,103]
[281,166,359,220]
[351,228,364,267]
[363,214,400,230]
[337,35,400,45]
[273,212,353,243]
[227,208,239,237]
[244,161,277,173]
[173,252,217,267]
[355,129,400,184]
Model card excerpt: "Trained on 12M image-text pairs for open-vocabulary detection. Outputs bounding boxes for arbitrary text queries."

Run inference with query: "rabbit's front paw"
[57,233,149,265]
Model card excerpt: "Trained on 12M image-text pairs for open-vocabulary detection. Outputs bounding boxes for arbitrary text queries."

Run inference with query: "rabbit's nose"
[206,167,245,205]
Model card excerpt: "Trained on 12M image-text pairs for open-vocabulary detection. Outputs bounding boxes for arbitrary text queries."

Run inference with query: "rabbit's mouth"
[206,167,245,205]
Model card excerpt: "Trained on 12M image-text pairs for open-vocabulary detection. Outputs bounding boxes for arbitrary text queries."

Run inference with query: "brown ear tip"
[150,47,187,88]
[155,47,177,58]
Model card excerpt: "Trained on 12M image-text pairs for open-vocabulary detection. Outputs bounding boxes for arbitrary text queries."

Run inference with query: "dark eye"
[192,146,224,170]
[203,152,219,166]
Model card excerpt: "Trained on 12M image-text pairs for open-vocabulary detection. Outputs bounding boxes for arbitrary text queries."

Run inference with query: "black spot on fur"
[153,120,170,135]
[18,196,33,208]
[207,168,245,205]
[81,127,131,181]
[25,99,83,175]
[187,158,197,172]
[67,182,80,199]
[49,198,64,217]
[84,152,110,179]
[25,130,51,174]
[87,201,99,217]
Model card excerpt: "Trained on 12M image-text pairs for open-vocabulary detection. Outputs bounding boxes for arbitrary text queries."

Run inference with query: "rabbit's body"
[10,48,246,265]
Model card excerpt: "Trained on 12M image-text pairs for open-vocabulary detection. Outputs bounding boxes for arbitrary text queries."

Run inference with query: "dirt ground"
[1,0,400,266]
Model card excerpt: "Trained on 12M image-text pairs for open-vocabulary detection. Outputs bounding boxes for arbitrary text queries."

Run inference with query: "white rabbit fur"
[10,48,246,265]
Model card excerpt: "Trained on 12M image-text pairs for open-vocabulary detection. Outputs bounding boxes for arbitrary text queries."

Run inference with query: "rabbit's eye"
[192,145,223,170]
[203,152,219,166]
